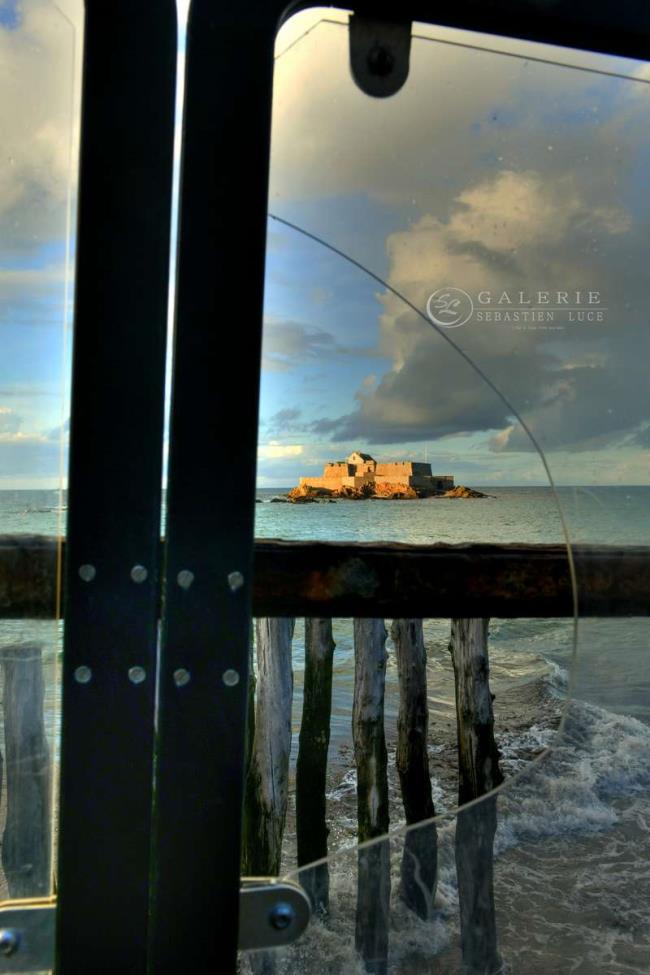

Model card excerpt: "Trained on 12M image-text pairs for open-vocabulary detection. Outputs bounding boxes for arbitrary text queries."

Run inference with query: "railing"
[2,536,650,618]
[1,536,649,973]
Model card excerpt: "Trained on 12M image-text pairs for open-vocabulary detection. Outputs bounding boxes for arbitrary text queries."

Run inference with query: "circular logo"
[426,287,474,329]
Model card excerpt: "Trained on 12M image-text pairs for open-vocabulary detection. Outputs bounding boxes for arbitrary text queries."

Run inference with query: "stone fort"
[299,451,454,494]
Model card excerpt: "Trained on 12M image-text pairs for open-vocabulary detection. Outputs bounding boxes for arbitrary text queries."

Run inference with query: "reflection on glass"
[243,10,650,974]
[0,0,82,920]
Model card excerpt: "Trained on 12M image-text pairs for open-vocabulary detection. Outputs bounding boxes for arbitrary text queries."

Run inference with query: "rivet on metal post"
[78,564,96,582]
[173,668,191,687]
[222,669,240,687]
[74,666,92,684]
[0,928,20,957]
[128,666,146,685]
[130,564,148,583]
[268,902,295,931]
[227,570,244,592]
[177,569,194,590]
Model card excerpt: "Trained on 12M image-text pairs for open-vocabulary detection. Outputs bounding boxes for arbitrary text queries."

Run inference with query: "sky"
[1,1,649,488]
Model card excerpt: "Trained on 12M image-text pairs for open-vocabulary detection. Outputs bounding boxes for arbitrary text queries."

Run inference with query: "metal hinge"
[0,880,310,971]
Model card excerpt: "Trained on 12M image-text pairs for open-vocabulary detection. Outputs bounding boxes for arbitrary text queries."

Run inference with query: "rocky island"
[287,451,492,501]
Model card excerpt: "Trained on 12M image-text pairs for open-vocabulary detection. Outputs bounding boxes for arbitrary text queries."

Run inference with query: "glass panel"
[243,11,650,974]
[0,0,83,933]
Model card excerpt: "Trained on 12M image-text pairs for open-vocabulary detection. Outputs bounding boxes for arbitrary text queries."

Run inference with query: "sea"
[2,485,650,971]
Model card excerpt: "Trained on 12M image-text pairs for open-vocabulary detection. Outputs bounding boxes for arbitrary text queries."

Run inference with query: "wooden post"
[242,618,294,877]
[241,630,256,875]
[296,618,335,915]
[353,618,390,975]
[1,643,51,897]
[391,619,437,919]
[450,619,503,975]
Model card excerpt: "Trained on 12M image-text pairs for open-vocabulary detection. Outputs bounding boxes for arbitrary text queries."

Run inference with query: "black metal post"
[148,0,283,969]
[56,3,177,972]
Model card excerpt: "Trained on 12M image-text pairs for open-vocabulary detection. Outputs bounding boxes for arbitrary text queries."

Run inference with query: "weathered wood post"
[242,618,294,877]
[1,643,51,897]
[450,619,503,975]
[296,618,335,915]
[242,630,256,875]
[391,619,437,920]
[353,618,390,975]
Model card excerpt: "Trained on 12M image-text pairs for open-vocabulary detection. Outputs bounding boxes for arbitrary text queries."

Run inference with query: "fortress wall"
[376,462,416,478]
[409,475,438,488]
[298,477,338,491]
[342,475,375,488]
[375,475,412,487]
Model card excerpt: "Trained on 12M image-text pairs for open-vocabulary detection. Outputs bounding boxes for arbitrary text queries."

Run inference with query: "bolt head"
[269,902,295,931]
[227,570,244,592]
[367,44,395,77]
[222,668,240,687]
[173,668,191,687]
[74,665,92,684]
[0,929,20,957]
[177,569,194,590]
[128,666,146,685]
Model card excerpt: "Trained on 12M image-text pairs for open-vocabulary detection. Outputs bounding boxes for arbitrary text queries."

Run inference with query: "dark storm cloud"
[262,319,378,372]
[264,407,306,434]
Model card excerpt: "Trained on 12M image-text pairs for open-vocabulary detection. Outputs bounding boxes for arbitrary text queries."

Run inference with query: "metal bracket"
[349,15,412,98]
[238,878,311,952]
[0,898,55,973]
[0,880,310,970]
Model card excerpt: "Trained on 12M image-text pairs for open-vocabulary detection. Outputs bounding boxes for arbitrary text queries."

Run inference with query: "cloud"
[269,16,645,214]
[265,15,650,466]
[262,318,377,372]
[264,407,305,434]
[0,0,82,259]
[310,163,649,450]
[46,416,70,442]
[0,407,21,435]
[257,442,304,460]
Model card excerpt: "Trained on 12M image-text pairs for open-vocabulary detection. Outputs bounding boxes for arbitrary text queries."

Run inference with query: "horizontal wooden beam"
[0,536,649,619]
[253,540,649,618]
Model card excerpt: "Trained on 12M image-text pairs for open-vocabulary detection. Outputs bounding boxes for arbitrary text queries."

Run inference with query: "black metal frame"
[151,4,650,972]
[56,0,649,973]
[56,3,176,972]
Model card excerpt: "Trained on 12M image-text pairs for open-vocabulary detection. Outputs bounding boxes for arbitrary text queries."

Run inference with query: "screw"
[222,669,240,687]
[78,564,96,582]
[130,565,148,583]
[0,929,19,957]
[367,44,395,77]
[128,666,146,685]
[227,570,244,592]
[74,666,92,684]
[177,569,194,590]
[173,668,191,687]
[269,902,295,931]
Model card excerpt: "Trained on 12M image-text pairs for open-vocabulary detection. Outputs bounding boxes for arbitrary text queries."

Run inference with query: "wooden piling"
[1,643,51,897]
[391,619,437,919]
[296,618,335,914]
[241,631,256,877]
[353,618,390,975]
[242,619,294,877]
[450,619,503,975]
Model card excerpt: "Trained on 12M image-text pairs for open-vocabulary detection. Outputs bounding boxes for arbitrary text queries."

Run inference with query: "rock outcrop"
[442,485,493,499]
